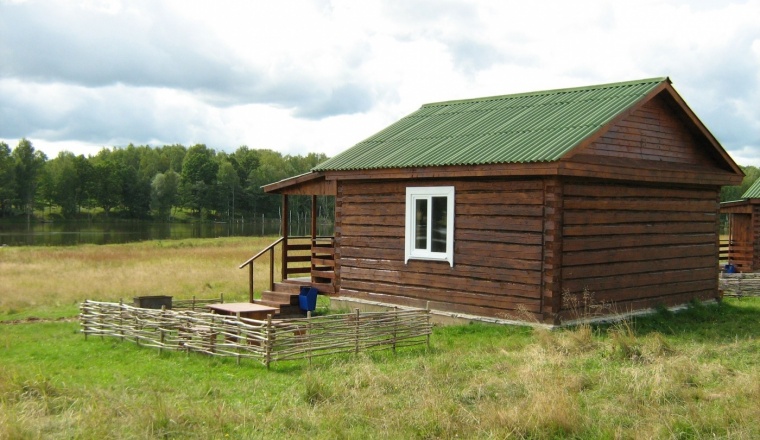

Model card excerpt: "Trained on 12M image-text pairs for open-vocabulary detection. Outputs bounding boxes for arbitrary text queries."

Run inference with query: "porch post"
[311,195,317,284]
[282,194,289,281]
[311,195,317,240]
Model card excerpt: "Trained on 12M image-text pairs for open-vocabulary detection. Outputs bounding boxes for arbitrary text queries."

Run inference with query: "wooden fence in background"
[79,301,431,367]
[720,273,760,298]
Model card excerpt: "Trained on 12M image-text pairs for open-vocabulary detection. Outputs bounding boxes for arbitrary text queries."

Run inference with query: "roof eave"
[263,171,331,195]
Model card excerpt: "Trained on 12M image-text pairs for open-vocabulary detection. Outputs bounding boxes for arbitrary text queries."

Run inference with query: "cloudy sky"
[1,0,759,165]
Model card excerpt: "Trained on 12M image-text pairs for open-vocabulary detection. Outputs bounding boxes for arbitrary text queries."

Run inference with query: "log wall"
[752,205,760,271]
[729,213,753,271]
[336,178,546,320]
[584,94,715,167]
[560,180,721,312]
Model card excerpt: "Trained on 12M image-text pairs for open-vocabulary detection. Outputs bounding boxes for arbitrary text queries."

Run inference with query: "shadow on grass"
[599,297,760,343]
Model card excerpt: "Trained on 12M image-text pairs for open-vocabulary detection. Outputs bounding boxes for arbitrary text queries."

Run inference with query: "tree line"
[0,138,331,222]
[2,137,758,223]
[721,165,760,202]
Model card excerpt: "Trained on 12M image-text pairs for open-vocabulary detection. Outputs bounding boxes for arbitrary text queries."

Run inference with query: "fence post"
[81,300,89,340]
[236,311,241,366]
[118,299,124,342]
[307,310,312,366]
[159,305,166,355]
[392,307,398,354]
[97,303,105,341]
[354,308,360,354]
[265,314,273,369]
[425,302,431,349]
[209,315,216,354]
[135,307,140,347]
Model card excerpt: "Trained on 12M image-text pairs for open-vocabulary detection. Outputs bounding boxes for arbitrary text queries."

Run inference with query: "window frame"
[404,186,455,266]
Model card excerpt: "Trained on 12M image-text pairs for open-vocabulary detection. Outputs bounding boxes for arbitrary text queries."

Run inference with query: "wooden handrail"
[239,235,335,303]
[239,237,284,303]
[238,237,284,269]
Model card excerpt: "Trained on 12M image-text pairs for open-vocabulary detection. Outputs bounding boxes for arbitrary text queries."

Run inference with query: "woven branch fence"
[79,300,432,368]
[720,273,760,298]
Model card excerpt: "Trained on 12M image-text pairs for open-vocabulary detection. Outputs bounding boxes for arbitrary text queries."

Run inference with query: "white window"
[405,186,455,266]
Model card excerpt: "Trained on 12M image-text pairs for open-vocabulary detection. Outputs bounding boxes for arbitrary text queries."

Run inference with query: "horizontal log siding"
[337,179,545,319]
[561,181,720,311]
[753,206,760,271]
[584,94,715,166]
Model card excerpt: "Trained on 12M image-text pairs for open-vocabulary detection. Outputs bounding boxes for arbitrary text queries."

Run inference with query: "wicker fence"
[172,295,224,311]
[720,273,760,298]
[79,300,432,367]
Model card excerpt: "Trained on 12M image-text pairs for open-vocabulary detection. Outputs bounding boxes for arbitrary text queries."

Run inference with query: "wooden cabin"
[720,179,760,272]
[247,77,743,324]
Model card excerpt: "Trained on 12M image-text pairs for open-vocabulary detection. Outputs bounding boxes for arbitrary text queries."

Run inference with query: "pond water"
[0,218,333,246]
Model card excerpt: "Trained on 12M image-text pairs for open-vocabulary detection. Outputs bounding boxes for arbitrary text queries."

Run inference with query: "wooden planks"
[582,95,717,167]
[560,180,721,308]
[336,178,545,318]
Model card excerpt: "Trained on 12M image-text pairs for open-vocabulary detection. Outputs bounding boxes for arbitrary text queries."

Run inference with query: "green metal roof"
[313,77,669,171]
[741,178,760,199]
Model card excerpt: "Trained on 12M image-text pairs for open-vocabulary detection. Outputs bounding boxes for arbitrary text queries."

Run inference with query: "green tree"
[150,170,180,220]
[721,165,760,202]
[119,165,151,218]
[0,142,15,216]
[245,149,295,218]
[12,138,47,223]
[180,144,218,216]
[92,160,121,217]
[38,161,56,216]
[73,154,95,216]
[162,144,187,173]
[43,152,80,218]
[216,159,240,221]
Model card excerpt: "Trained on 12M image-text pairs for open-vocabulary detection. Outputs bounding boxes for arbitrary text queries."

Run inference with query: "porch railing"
[720,239,730,263]
[239,236,334,301]
[239,237,283,302]
[720,238,754,272]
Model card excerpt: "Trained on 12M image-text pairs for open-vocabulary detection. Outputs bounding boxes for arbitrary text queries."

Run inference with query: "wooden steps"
[256,281,308,318]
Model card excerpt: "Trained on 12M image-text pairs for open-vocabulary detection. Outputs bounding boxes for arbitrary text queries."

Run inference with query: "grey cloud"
[293,83,375,119]
[0,1,378,119]
[445,38,506,73]
[0,82,187,145]
[0,2,240,91]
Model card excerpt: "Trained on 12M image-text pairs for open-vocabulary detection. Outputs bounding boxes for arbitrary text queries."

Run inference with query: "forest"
[0,138,330,223]
[0,137,758,224]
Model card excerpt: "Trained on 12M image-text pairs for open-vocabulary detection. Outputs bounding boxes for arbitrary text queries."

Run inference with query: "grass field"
[0,237,278,320]
[1,239,759,439]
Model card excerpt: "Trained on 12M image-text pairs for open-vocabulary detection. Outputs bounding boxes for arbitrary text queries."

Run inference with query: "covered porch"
[238,172,338,316]
[720,199,760,272]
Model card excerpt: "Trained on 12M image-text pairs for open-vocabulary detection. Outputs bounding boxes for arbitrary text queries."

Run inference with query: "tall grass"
[1,299,759,439]
[0,237,281,319]
[1,239,759,438]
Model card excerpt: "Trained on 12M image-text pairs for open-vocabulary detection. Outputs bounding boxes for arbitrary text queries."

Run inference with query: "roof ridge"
[422,77,670,108]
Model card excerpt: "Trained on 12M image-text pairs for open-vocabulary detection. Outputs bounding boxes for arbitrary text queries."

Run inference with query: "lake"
[0,218,333,246]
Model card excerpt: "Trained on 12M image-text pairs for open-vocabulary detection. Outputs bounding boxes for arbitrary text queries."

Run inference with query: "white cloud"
[0,0,758,168]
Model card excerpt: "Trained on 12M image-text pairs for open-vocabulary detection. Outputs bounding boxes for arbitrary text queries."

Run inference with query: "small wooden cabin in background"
[720,179,760,272]
[252,77,743,324]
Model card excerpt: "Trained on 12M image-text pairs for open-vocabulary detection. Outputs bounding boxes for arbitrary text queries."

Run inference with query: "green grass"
[1,298,758,439]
